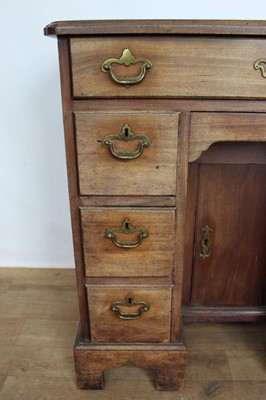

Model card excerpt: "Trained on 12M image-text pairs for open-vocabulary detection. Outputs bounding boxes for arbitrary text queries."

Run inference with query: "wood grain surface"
[71,37,266,98]
[80,208,175,278]
[45,19,266,36]
[86,285,172,342]
[191,164,266,306]
[190,112,266,161]
[75,111,179,196]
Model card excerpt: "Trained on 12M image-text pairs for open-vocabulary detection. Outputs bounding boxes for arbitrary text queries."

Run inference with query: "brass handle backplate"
[101,123,151,161]
[254,59,266,78]
[102,48,152,86]
[110,294,150,320]
[199,225,213,259]
[105,218,149,249]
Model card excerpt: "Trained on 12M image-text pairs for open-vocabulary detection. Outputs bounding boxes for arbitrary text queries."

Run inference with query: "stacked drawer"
[73,85,180,344]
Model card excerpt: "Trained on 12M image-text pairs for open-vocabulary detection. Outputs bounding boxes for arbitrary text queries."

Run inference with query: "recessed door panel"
[191,164,266,306]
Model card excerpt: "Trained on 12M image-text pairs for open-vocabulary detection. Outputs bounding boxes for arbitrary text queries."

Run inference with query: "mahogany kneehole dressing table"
[44,20,266,390]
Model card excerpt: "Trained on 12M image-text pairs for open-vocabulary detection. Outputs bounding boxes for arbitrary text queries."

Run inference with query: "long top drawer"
[70,37,266,99]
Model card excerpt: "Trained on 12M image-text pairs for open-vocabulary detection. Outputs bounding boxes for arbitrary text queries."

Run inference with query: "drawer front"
[75,112,179,196]
[189,112,266,161]
[80,209,175,278]
[87,286,172,342]
[71,37,266,98]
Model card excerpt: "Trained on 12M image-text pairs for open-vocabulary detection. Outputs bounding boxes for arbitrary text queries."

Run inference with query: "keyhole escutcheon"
[199,225,213,260]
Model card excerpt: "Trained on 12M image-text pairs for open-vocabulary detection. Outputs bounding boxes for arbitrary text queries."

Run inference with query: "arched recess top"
[189,112,266,162]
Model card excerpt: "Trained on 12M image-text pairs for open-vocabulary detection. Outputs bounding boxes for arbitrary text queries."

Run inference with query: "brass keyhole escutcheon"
[199,225,213,260]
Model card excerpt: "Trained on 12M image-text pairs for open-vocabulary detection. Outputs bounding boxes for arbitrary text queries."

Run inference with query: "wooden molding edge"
[182,305,266,323]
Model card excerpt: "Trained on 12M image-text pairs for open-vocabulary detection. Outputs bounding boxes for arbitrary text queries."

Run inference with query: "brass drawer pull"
[101,123,151,160]
[254,59,266,78]
[102,48,152,86]
[110,294,150,320]
[199,225,213,259]
[105,218,149,249]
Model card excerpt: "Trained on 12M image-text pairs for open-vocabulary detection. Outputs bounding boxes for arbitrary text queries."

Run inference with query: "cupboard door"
[191,164,266,306]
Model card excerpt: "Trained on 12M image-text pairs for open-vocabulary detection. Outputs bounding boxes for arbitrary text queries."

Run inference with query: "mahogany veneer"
[45,19,266,390]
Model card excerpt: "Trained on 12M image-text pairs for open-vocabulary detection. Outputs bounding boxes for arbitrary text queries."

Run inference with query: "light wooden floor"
[0,268,266,400]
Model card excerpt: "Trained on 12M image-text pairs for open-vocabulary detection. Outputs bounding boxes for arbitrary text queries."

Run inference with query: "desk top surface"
[44,19,266,37]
